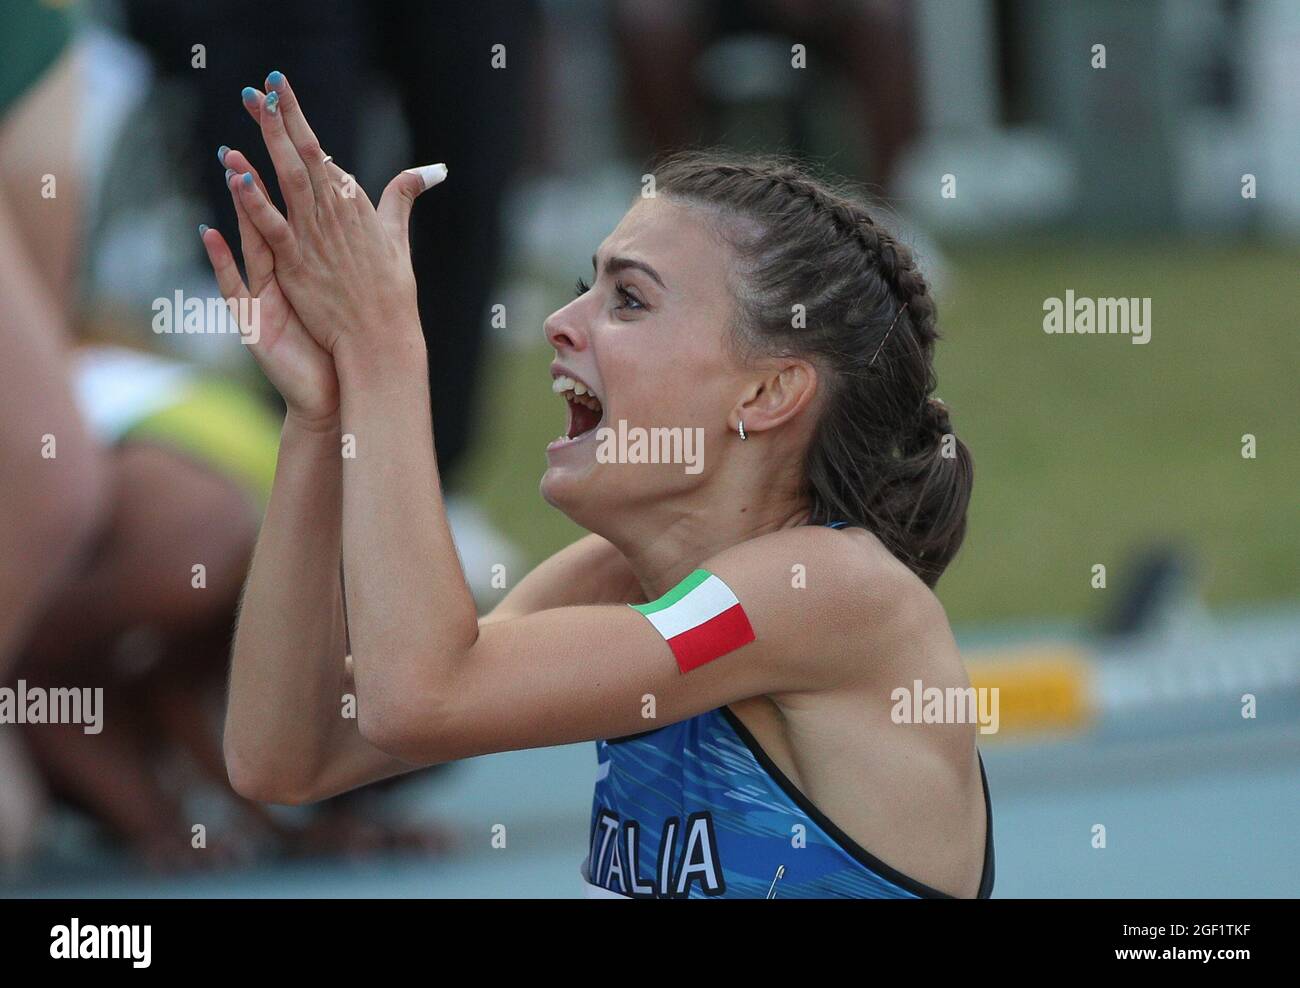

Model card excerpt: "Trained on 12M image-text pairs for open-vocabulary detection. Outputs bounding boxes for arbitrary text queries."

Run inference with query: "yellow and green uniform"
[73,345,280,506]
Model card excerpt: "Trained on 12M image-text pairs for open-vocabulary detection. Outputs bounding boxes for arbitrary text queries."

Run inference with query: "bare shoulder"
[704,524,946,694]
[713,524,924,603]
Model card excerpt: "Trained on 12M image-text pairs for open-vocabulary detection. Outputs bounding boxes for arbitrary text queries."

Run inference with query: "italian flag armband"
[629,569,756,674]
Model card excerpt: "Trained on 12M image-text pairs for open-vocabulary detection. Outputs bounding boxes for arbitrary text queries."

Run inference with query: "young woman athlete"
[207,71,993,899]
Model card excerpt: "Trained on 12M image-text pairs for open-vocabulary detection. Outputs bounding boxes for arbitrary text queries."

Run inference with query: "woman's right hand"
[200,148,339,431]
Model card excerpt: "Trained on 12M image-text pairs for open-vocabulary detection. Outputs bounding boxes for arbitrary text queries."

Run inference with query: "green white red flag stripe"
[630,569,756,673]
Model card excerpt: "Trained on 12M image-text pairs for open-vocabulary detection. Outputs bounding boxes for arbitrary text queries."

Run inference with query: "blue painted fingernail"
[217,145,230,164]
[266,70,284,89]
[242,172,254,188]
[242,87,258,104]
[198,223,209,237]
[224,168,234,182]
[264,91,279,114]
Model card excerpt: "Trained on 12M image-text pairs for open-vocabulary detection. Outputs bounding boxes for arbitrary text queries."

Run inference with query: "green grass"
[457,243,1299,622]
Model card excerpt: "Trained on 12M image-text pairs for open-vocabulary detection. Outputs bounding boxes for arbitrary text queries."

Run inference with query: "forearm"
[225,413,351,794]
[335,334,479,732]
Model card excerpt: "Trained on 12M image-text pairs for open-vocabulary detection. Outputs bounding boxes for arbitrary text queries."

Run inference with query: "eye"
[614,281,645,311]
[575,276,648,312]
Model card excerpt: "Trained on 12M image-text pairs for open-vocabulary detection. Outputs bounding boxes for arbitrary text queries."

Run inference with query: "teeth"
[551,374,599,402]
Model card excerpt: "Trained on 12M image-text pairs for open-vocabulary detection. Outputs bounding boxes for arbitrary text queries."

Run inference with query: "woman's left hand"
[227,71,445,362]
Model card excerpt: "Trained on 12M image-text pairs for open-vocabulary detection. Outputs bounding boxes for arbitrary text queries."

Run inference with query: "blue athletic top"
[580,520,995,899]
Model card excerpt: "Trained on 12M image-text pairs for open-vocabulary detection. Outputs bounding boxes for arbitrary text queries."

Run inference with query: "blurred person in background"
[122,0,539,586]
[613,0,920,192]
[0,0,109,867]
[15,345,452,870]
[0,2,450,874]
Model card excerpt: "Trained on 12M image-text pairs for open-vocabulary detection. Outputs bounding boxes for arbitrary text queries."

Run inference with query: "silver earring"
[737,420,748,441]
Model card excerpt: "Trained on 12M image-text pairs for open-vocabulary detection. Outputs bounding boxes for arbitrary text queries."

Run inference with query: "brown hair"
[654,150,972,587]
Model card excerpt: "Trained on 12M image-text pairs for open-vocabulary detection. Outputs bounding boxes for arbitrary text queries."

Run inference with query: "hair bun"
[923,396,952,436]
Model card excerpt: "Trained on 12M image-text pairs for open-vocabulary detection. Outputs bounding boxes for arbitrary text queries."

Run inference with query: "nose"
[543,297,589,352]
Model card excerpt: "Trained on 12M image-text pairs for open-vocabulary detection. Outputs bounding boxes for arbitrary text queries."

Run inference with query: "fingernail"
[264,91,279,115]
[242,172,254,188]
[242,87,258,104]
[403,163,448,190]
[266,70,284,89]
[198,223,209,237]
[217,145,230,165]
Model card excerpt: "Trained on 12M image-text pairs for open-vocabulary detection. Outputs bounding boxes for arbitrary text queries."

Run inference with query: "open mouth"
[550,373,605,448]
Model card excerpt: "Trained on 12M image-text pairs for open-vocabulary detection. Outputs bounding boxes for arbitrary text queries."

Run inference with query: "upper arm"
[373,527,890,763]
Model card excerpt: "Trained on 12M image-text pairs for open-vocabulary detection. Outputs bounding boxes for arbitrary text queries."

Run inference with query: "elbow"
[223,743,282,803]
[357,695,454,766]
[223,738,320,807]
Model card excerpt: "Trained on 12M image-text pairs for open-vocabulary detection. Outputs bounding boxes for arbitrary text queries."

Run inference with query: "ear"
[729,360,819,437]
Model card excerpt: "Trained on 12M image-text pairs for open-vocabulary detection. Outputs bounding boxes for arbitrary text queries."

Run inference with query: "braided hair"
[654,150,972,587]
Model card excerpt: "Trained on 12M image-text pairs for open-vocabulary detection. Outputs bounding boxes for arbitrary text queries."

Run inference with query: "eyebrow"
[592,253,666,290]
